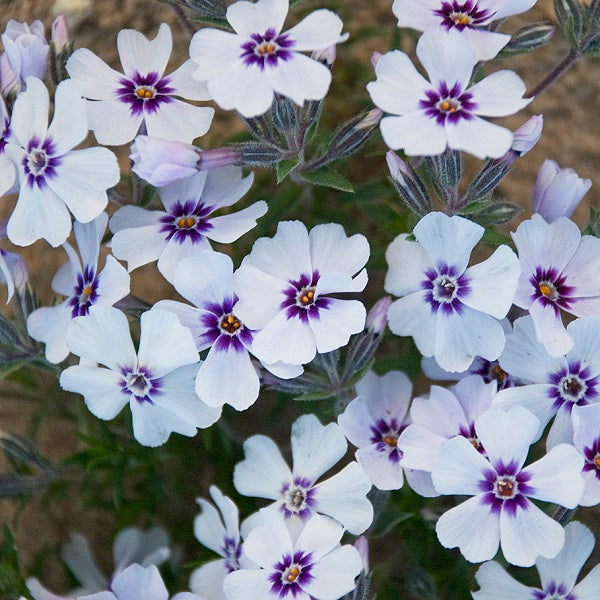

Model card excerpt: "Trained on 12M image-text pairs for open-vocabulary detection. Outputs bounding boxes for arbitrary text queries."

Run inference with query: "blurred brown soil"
[0,0,599,592]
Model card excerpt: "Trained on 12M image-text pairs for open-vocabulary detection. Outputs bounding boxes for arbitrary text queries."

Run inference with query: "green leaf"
[276,157,299,183]
[371,504,413,537]
[300,167,354,192]
[293,390,335,402]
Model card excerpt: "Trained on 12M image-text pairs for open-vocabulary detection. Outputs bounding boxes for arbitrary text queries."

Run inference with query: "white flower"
[189,0,345,117]
[4,77,119,247]
[27,213,130,363]
[60,306,221,447]
[66,23,214,145]
[234,414,373,535]
[110,167,266,284]
[234,220,369,367]
[367,28,530,158]
[571,403,600,506]
[385,212,520,372]
[432,406,584,566]
[0,93,17,196]
[473,521,600,600]
[223,511,362,600]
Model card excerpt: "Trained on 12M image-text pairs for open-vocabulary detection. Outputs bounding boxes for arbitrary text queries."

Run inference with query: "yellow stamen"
[178,218,186,228]
[83,286,92,296]
[136,89,145,98]
[287,567,300,582]
[186,217,194,228]
[144,90,152,99]
[539,283,552,297]
[594,456,600,468]
[383,435,398,447]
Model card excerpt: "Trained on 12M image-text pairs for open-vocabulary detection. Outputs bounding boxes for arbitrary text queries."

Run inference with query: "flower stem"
[525,49,580,99]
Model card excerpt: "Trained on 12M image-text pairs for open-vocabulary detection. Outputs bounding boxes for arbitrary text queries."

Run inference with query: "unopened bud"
[311,44,337,66]
[366,297,392,334]
[354,536,369,572]
[532,159,591,222]
[386,151,431,216]
[2,20,49,84]
[512,114,543,156]
[51,14,69,53]
[0,52,18,97]
[371,51,381,69]
[197,146,239,171]
[386,150,408,181]
[356,108,383,130]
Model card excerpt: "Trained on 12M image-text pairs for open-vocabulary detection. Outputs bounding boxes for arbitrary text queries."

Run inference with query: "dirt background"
[0,0,599,594]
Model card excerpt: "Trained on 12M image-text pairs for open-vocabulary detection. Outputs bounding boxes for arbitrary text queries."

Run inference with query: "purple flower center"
[22,136,61,189]
[433,0,494,31]
[280,477,315,520]
[582,437,600,481]
[480,461,533,516]
[120,366,160,404]
[548,361,599,411]
[116,71,175,116]
[269,551,314,598]
[530,266,575,313]
[281,271,331,323]
[0,116,10,154]
[458,422,486,455]
[199,296,254,354]
[420,82,477,125]
[158,200,214,245]
[67,265,99,318]
[241,28,294,69]
[222,537,242,573]
[422,264,470,314]
[470,358,514,389]
[370,418,406,463]
[532,581,575,600]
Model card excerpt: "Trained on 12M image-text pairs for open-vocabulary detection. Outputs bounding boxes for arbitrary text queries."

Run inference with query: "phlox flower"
[472,521,600,600]
[0,93,17,196]
[392,0,537,60]
[1,19,48,86]
[432,406,584,566]
[60,306,221,447]
[571,403,600,506]
[233,414,373,536]
[338,370,416,491]
[367,28,530,159]
[3,77,119,247]
[495,316,600,449]
[66,23,214,145]
[189,0,345,117]
[511,214,600,356]
[190,486,255,600]
[27,213,130,363]
[110,167,266,284]
[223,511,362,600]
[154,252,300,412]
[0,221,27,302]
[234,220,369,367]
[385,212,520,372]
[397,375,497,496]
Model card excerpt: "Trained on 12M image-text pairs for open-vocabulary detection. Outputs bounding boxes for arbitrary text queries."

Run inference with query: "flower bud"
[1,20,49,86]
[512,114,543,156]
[197,146,239,170]
[532,159,591,222]
[311,44,337,66]
[51,14,69,53]
[0,52,18,97]
[354,536,370,573]
[386,151,431,216]
[130,135,201,187]
[366,297,392,334]
[371,51,381,68]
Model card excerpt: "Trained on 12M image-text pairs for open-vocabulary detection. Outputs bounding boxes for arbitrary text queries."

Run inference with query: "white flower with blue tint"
[512,214,600,356]
[473,521,600,600]
[495,316,600,450]
[223,511,362,600]
[385,212,520,373]
[27,213,130,363]
[4,77,119,247]
[367,28,530,158]
[234,220,369,367]
[60,306,221,447]
[572,403,600,506]
[234,414,373,536]
[392,0,537,60]
[0,93,17,196]
[110,166,266,285]
[189,0,345,117]
[433,406,584,566]
[66,23,214,145]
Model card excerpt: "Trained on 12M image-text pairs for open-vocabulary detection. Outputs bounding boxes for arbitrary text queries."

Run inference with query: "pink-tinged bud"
[1,20,49,84]
[130,135,201,187]
[311,44,337,66]
[197,146,239,171]
[371,51,381,69]
[356,108,383,130]
[354,536,369,572]
[51,14,69,52]
[0,52,18,96]
[532,159,591,222]
[511,115,543,156]
[386,150,408,182]
[366,296,392,334]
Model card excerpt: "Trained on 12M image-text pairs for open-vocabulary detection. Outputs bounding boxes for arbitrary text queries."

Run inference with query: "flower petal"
[117,23,172,78]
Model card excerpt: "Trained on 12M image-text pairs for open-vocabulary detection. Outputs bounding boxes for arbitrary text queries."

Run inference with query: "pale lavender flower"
[66,23,214,145]
[511,114,543,156]
[511,214,600,356]
[385,212,520,372]
[433,406,584,566]
[233,414,373,535]
[1,20,49,86]
[532,159,591,222]
[572,403,600,506]
[473,522,600,600]
[223,511,362,600]
[51,14,69,53]
[189,0,345,117]
[367,28,530,159]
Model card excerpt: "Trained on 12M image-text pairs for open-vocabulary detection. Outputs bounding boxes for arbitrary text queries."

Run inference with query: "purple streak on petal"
[433,0,495,31]
[115,71,175,116]
[582,437,600,481]
[268,551,314,599]
[419,82,477,126]
[119,366,161,404]
[67,265,100,317]
[222,537,242,573]
[240,29,295,70]
[158,200,215,245]
[23,136,61,189]
[0,116,10,154]
[529,266,575,310]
